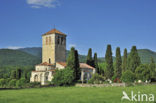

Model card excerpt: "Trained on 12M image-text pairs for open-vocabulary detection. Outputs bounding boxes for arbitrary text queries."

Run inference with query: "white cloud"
[26,0,60,8]
[69,44,76,48]
[7,46,22,50]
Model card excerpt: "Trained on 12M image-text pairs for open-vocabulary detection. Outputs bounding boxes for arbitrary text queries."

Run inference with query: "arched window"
[49,37,51,45]
[46,37,48,45]
[34,75,38,82]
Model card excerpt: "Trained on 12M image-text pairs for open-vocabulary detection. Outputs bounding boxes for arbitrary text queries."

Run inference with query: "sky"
[0,0,156,57]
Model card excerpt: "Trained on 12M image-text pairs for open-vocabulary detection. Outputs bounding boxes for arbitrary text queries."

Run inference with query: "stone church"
[30,29,96,85]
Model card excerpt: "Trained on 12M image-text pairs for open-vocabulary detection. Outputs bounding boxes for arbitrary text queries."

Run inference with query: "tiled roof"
[42,29,66,36]
[57,62,67,67]
[36,62,54,66]
[80,63,95,70]
[56,62,95,70]
[32,69,56,72]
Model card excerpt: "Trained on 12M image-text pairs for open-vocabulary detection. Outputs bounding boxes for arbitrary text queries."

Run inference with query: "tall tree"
[16,68,22,79]
[93,53,99,73]
[149,57,156,79]
[86,48,94,66]
[67,47,76,78]
[115,47,122,78]
[75,50,81,80]
[10,70,16,79]
[122,48,127,73]
[105,44,114,79]
[127,46,141,72]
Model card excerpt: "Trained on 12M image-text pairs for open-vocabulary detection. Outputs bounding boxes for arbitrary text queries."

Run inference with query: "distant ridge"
[19,47,156,64]
[0,47,155,67]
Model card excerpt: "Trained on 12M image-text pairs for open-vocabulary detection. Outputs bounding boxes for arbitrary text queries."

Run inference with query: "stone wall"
[75,83,126,87]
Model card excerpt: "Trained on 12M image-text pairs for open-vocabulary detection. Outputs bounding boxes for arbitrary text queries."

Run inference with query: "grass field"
[0,85,156,103]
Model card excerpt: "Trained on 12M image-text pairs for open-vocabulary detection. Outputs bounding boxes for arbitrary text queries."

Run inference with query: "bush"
[112,74,121,83]
[52,68,74,86]
[0,79,6,88]
[16,78,27,88]
[135,64,150,81]
[88,73,105,84]
[9,79,17,88]
[121,70,135,83]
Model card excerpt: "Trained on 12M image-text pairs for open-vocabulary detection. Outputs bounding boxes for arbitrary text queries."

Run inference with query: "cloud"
[7,46,22,50]
[69,44,76,48]
[26,0,60,8]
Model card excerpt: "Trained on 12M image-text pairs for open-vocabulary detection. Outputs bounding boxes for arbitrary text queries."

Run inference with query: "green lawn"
[0,85,156,103]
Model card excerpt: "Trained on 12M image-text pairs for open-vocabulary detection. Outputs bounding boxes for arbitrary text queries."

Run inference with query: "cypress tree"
[122,48,127,73]
[93,53,99,74]
[115,47,122,78]
[105,44,114,79]
[86,48,94,66]
[10,70,16,79]
[149,57,156,79]
[67,47,76,78]
[16,68,22,79]
[75,50,81,80]
[127,46,141,72]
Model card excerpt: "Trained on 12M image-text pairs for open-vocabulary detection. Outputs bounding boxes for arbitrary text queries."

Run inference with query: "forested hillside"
[0,49,41,66]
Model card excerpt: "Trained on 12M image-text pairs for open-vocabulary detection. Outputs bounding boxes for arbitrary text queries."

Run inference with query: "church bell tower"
[42,29,66,64]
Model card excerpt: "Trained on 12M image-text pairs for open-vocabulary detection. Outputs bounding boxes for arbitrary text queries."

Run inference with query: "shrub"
[0,79,6,88]
[112,74,121,83]
[88,73,105,84]
[121,70,135,83]
[135,64,150,81]
[52,68,74,86]
[9,79,17,88]
[26,82,41,88]
[16,78,27,88]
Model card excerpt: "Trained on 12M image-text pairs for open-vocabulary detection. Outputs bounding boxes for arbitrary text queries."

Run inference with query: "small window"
[49,58,51,64]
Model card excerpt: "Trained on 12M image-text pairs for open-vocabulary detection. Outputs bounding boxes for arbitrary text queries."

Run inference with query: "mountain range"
[0,47,155,67]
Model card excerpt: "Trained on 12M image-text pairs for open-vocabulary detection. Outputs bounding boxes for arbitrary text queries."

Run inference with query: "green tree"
[121,70,135,83]
[16,78,27,88]
[86,48,94,66]
[52,68,74,86]
[75,50,81,80]
[0,79,6,87]
[105,44,114,79]
[9,79,17,88]
[122,48,127,73]
[16,68,22,79]
[67,47,76,70]
[149,57,156,79]
[67,47,77,80]
[94,53,99,73]
[127,46,141,72]
[135,64,150,81]
[10,70,16,79]
[115,47,122,78]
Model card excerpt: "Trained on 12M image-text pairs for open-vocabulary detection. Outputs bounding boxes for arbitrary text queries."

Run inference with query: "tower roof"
[42,29,66,36]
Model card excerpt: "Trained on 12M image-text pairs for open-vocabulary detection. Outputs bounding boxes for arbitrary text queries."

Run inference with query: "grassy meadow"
[0,85,156,103]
